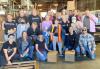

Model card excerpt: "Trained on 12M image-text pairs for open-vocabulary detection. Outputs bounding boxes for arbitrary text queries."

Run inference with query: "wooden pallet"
[3,61,39,69]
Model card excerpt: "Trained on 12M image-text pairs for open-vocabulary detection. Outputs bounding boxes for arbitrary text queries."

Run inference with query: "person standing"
[41,15,52,46]
[16,9,29,39]
[82,10,98,35]
[2,13,16,42]
[28,9,41,28]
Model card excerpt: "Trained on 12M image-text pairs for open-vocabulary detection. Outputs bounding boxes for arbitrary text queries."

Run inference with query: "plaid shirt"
[79,33,96,51]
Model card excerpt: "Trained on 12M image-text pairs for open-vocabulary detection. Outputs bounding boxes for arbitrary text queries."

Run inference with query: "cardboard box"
[65,50,75,62]
[47,51,58,62]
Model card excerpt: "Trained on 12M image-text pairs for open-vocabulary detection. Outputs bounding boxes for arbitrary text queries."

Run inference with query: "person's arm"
[23,39,32,56]
[9,48,17,60]
[35,44,43,56]
[79,35,84,51]
[89,14,98,23]
[45,43,51,51]
[3,49,9,61]
[3,49,12,65]
[2,21,5,30]
[23,48,29,57]
[91,36,96,54]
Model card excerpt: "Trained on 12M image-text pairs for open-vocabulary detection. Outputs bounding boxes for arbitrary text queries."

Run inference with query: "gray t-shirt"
[22,41,28,53]
[83,16,90,29]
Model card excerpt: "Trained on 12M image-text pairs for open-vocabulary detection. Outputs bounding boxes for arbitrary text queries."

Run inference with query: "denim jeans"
[36,51,47,61]
[42,32,49,46]
[20,46,34,60]
[81,45,96,60]
[53,36,62,54]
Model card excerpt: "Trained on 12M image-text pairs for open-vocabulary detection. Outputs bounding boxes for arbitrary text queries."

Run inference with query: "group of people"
[0,8,98,66]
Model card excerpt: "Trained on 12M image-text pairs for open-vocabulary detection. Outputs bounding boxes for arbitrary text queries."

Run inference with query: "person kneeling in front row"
[17,31,34,61]
[35,34,51,61]
[0,34,18,66]
[79,27,96,60]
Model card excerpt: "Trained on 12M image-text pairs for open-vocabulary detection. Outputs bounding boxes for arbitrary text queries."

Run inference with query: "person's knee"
[41,56,46,61]
[90,54,96,60]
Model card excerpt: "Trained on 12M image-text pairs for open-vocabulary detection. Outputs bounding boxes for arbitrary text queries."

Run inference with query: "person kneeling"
[79,27,96,60]
[17,31,34,61]
[35,34,50,61]
[0,34,17,66]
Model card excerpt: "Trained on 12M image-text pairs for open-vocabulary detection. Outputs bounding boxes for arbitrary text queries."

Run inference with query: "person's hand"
[81,47,84,51]
[91,51,94,54]
[48,50,52,52]
[40,53,44,57]
[8,56,11,61]
[7,61,12,65]
[20,54,23,57]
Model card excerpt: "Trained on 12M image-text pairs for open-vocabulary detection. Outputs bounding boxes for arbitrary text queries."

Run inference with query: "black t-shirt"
[16,16,28,24]
[1,41,17,56]
[36,40,45,52]
[61,22,69,34]
[4,21,16,34]
[28,15,41,26]
[65,33,78,50]
[27,27,40,36]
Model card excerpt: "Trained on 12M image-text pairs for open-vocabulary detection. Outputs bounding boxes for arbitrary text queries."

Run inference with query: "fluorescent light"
[38,4,42,7]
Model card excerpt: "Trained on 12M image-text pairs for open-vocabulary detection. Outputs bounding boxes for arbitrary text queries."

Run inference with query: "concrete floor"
[39,43,100,69]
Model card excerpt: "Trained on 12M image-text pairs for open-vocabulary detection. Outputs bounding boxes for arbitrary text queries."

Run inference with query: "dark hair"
[8,34,15,38]
[22,31,27,36]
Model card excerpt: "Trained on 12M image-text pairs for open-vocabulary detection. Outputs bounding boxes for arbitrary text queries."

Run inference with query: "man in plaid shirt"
[79,27,96,60]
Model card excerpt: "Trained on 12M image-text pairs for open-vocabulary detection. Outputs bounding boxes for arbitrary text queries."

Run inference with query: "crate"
[47,51,58,62]
[3,61,39,69]
[65,50,75,62]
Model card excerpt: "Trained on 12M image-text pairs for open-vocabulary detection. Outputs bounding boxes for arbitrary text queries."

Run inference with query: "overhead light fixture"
[38,4,42,7]
[39,9,42,11]
[53,4,58,7]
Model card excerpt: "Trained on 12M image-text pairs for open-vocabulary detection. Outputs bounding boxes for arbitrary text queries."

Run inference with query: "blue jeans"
[36,51,47,61]
[20,46,34,60]
[42,32,49,46]
[81,45,96,60]
[53,36,62,54]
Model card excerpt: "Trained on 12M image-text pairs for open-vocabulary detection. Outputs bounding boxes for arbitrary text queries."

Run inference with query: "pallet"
[3,61,39,69]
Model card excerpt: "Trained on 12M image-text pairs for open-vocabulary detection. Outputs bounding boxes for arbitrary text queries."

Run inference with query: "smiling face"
[8,35,15,43]
[32,9,37,16]
[22,31,27,39]
[7,14,13,22]
[19,10,25,17]
[82,27,87,34]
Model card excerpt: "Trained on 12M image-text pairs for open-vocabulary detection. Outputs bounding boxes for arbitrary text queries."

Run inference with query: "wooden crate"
[3,61,39,69]
[65,50,75,62]
[47,51,58,62]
